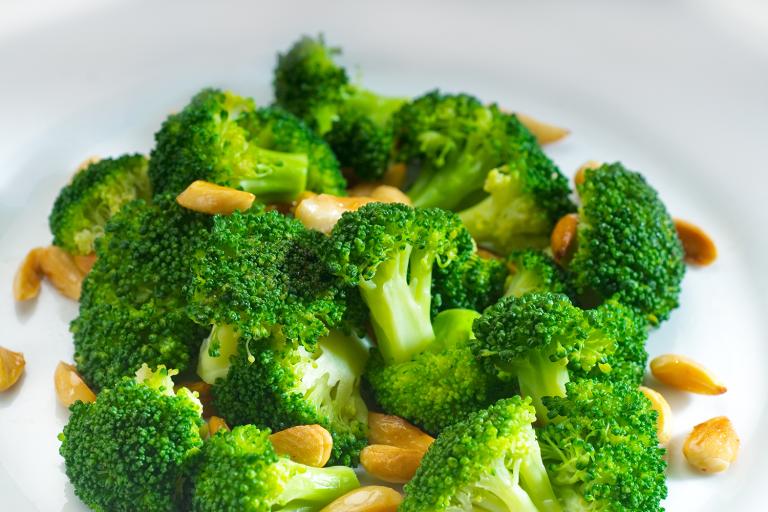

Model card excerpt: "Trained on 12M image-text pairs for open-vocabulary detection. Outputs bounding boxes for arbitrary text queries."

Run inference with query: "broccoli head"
[49,154,151,255]
[539,379,667,511]
[324,202,474,365]
[569,162,685,324]
[504,249,573,299]
[401,396,561,512]
[150,88,346,201]
[190,425,359,511]
[72,197,210,389]
[431,252,509,317]
[59,365,204,512]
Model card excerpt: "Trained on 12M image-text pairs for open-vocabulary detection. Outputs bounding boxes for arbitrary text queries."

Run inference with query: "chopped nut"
[551,213,579,265]
[650,354,726,395]
[269,424,333,468]
[674,219,717,266]
[54,362,96,407]
[176,180,256,215]
[73,253,97,275]
[295,194,376,234]
[0,346,25,392]
[573,160,603,188]
[639,386,672,445]
[13,247,45,301]
[320,486,403,512]
[207,416,230,437]
[514,113,570,144]
[369,185,411,205]
[683,416,739,473]
[368,412,434,452]
[360,444,424,484]
[382,163,407,189]
[38,246,84,300]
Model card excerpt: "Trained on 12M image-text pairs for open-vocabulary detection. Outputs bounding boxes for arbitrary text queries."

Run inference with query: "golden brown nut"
[683,416,739,473]
[368,412,434,453]
[382,163,407,189]
[320,486,403,512]
[38,245,84,300]
[515,113,570,144]
[360,444,424,484]
[0,346,25,392]
[54,362,96,407]
[674,219,718,266]
[639,386,672,445]
[650,354,726,395]
[269,424,334,468]
[551,213,579,265]
[13,247,45,301]
[176,180,256,215]
[294,194,377,234]
[73,253,97,275]
[369,185,411,205]
[573,160,603,188]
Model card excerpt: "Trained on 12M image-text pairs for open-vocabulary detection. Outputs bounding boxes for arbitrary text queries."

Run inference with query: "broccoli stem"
[197,324,240,384]
[275,459,359,508]
[235,147,308,202]
[408,152,488,210]
[520,442,563,512]
[473,457,540,512]
[515,352,570,422]
[360,245,435,364]
[345,89,407,127]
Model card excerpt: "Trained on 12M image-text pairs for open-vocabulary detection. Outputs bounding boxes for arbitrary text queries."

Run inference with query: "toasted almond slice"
[551,213,579,265]
[573,160,603,188]
[295,193,377,234]
[269,424,333,468]
[207,416,230,437]
[650,354,726,395]
[320,486,403,512]
[515,113,570,144]
[382,163,407,189]
[360,444,424,484]
[674,219,717,266]
[13,247,45,301]
[0,347,25,392]
[683,416,739,473]
[54,362,96,407]
[370,185,411,205]
[73,253,97,275]
[639,386,672,446]
[176,180,256,215]
[368,412,434,452]
[38,246,84,300]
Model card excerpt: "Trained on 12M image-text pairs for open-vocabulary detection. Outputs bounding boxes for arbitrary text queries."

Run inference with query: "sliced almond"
[207,416,230,437]
[369,185,411,205]
[73,253,97,275]
[295,194,377,234]
[13,247,45,301]
[382,163,407,189]
[368,412,434,453]
[650,354,726,395]
[683,416,739,473]
[551,213,579,265]
[639,386,672,446]
[0,347,25,392]
[269,424,333,468]
[54,362,96,407]
[360,444,424,484]
[515,112,570,144]
[176,180,256,215]
[320,486,403,512]
[674,219,717,266]
[38,246,84,300]
[573,160,603,188]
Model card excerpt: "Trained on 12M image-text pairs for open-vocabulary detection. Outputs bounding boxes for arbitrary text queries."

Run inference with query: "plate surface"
[1,1,767,510]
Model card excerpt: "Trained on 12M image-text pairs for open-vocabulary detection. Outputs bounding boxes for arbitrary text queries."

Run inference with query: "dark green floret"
[431,253,509,317]
[72,197,210,390]
[59,365,204,512]
[569,162,685,324]
[504,249,573,299]
[150,88,345,201]
[49,154,151,255]
[539,379,667,511]
[401,396,561,512]
[190,425,359,512]
[274,35,407,181]
[366,309,507,434]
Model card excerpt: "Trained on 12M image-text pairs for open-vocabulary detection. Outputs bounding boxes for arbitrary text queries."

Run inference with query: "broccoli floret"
[504,249,573,298]
[569,162,685,324]
[49,154,151,255]
[150,89,346,201]
[59,365,204,512]
[190,425,359,511]
[366,308,508,435]
[324,202,474,365]
[539,379,667,511]
[431,253,509,317]
[274,35,407,181]
[472,293,617,420]
[401,396,561,512]
[72,197,210,389]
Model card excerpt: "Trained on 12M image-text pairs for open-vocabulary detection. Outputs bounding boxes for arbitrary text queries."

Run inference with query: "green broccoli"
[324,202,474,365]
[150,88,346,201]
[539,379,667,511]
[431,253,509,317]
[189,425,359,511]
[366,308,508,434]
[72,197,210,389]
[401,396,561,512]
[568,162,685,324]
[59,365,204,512]
[504,249,572,298]
[274,35,407,181]
[49,154,151,255]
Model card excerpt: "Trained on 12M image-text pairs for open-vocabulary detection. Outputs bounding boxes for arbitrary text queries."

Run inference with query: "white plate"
[1,1,767,510]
